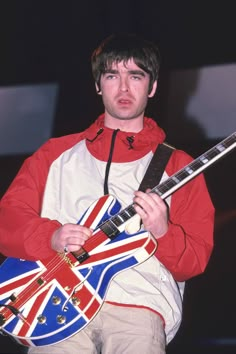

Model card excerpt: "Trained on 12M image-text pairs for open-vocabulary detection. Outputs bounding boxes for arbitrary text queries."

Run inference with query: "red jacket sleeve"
[0,141,64,261]
[155,150,215,282]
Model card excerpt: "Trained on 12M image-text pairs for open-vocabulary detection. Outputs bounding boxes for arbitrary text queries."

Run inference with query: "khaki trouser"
[28,303,166,354]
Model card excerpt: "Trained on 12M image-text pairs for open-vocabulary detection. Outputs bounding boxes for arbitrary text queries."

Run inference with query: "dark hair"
[91,33,161,92]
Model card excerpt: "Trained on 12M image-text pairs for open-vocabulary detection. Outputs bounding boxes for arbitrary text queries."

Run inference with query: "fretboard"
[100,132,236,238]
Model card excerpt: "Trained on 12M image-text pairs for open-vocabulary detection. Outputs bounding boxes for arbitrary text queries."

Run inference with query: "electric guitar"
[0,132,235,347]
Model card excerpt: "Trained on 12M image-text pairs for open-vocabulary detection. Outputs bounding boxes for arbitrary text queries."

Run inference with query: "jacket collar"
[84,114,166,162]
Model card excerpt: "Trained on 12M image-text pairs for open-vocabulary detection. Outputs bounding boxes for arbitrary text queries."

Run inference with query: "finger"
[62,237,88,253]
[134,194,156,212]
[133,203,148,218]
[65,224,93,236]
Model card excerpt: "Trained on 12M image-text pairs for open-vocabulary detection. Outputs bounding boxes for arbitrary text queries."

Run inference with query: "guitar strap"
[138,142,175,192]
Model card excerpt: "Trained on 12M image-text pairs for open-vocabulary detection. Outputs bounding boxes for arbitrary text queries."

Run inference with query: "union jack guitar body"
[0,195,157,347]
[0,132,236,347]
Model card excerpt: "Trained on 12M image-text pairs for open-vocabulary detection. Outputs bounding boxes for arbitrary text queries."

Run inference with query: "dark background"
[0,2,236,353]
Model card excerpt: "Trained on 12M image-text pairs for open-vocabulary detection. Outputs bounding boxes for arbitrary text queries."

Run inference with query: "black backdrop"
[0,2,236,353]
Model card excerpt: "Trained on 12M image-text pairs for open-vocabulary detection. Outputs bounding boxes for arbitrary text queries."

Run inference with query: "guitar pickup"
[100,222,119,239]
[72,248,89,263]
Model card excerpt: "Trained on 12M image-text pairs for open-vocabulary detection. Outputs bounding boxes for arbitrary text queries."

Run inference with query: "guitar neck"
[100,132,236,237]
[153,132,236,200]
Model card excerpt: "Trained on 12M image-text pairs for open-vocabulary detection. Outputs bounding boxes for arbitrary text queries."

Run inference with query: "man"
[0,34,215,353]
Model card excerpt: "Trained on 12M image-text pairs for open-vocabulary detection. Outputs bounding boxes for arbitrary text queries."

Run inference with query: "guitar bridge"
[9,293,17,302]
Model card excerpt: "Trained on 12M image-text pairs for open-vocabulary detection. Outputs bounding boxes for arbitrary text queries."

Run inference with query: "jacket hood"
[84,114,166,162]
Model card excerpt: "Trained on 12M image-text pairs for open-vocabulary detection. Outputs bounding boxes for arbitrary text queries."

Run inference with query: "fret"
[100,205,138,238]
[110,206,136,227]
[112,214,126,227]
[207,148,222,158]
[191,159,205,171]
[122,208,133,218]
[199,155,209,164]
[154,178,176,196]
[185,166,194,174]
[124,206,136,218]
[119,210,131,222]
[216,143,227,152]
[153,186,165,196]
[177,169,191,179]
[172,175,181,183]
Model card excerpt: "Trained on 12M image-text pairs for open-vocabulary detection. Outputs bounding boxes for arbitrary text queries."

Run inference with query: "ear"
[95,83,102,95]
[148,80,157,98]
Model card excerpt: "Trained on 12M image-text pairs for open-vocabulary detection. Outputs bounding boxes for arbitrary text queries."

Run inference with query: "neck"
[104,115,144,133]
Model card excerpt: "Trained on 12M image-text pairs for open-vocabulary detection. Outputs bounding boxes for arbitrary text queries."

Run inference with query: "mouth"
[117,98,132,105]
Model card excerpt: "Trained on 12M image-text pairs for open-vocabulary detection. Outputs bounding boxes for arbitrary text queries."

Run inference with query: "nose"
[119,76,129,92]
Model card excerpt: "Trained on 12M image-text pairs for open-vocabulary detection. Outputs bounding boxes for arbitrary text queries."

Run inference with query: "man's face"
[97,59,157,122]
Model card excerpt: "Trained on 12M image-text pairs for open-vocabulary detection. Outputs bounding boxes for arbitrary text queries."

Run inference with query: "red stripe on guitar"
[84,296,101,320]
[79,229,109,254]
[82,237,152,265]
[0,282,47,327]
[1,258,88,331]
[145,237,157,254]
[0,272,42,296]
[17,290,49,337]
[72,282,102,312]
[82,195,111,228]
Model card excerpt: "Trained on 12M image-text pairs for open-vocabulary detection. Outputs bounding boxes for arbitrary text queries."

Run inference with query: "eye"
[131,75,142,81]
[105,74,117,80]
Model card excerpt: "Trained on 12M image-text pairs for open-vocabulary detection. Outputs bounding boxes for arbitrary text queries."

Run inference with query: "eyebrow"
[103,69,146,77]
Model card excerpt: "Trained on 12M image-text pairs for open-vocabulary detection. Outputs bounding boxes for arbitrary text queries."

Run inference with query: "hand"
[51,223,92,253]
[133,189,168,239]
